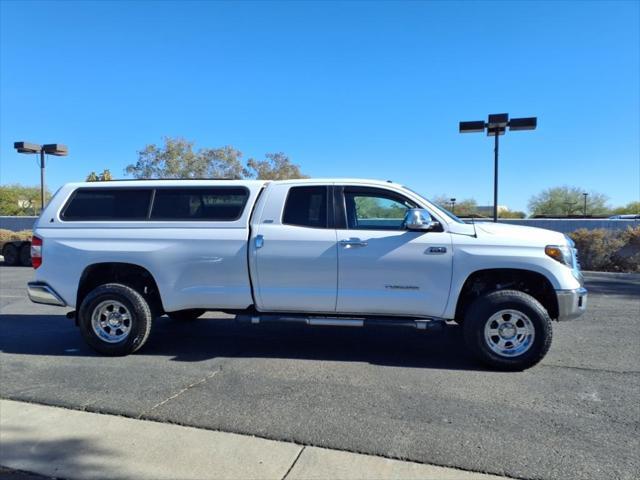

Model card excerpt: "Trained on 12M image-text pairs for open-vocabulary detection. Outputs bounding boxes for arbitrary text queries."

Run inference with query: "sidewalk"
[0,399,509,480]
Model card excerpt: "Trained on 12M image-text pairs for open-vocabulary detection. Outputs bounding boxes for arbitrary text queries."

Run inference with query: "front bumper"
[556,287,587,320]
[27,282,67,307]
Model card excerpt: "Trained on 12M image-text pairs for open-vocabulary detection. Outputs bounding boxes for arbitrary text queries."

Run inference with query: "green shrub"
[569,227,640,272]
[613,227,640,273]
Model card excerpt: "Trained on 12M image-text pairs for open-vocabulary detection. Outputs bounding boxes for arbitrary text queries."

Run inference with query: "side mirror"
[403,208,439,231]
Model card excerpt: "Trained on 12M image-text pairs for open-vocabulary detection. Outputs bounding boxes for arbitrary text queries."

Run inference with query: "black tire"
[463,289,552,371]
[2,243,19,266]
[167,309,205,321]
[78,283,153,356]
[19,243,31,267]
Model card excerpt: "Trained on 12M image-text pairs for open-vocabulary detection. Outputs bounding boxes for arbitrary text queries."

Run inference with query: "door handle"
[339,238,368,248]
[255,235,264,249]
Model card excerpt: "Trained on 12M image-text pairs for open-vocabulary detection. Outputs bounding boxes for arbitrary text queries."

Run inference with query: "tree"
[125,137,307,181]
[86,169,113,182]
[431,195,478,217]
[611,201,640,215]
[354,196,406,219]
[125,137,245,179]
[245,152,308,180]
[528,186,610,216]
[0,184,51,215]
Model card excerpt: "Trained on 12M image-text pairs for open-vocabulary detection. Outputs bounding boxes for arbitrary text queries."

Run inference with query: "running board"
[237,314,444,330]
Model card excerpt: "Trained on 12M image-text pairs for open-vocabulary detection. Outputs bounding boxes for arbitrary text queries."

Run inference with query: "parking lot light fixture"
[509,117,538,131]
[583,192,589,217]
[13,141,68,210]
[14,142,42,154]
[42,144,69,156]
[459,113,537,222]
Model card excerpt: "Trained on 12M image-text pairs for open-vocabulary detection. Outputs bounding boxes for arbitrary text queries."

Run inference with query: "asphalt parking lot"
[1,266,639,480]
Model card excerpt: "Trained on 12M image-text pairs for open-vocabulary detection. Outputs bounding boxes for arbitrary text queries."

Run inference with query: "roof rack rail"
[87,177,244,182]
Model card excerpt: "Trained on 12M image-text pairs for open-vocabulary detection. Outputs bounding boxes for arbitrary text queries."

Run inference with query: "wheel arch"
[454,268,559,322]
[77,262,164,316]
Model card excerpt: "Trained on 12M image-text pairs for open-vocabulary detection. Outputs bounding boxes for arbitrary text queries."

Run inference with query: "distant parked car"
[1,241,31,266]
[608,214,640,220]
[0,230,32,267]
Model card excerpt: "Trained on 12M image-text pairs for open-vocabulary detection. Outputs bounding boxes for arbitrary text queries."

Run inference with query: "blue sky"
[1,0,638,212]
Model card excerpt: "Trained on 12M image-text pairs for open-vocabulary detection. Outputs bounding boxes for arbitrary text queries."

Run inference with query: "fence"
[474,219,639,235]
[0,216,38,232]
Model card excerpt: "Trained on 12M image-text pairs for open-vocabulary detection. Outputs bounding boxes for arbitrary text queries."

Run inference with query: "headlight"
[545,245,574,266]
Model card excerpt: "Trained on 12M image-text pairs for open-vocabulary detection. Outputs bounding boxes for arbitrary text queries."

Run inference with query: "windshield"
[401,185,466,224]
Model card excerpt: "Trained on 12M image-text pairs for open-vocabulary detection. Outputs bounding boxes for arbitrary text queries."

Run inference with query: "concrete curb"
[0,399,510,480]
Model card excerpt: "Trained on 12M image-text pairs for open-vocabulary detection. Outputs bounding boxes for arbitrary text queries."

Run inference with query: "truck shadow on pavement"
[0,313,489,371]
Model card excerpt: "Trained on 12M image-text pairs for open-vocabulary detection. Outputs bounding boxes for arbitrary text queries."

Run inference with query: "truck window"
[344,188,417,230]
[150,187,249,221]
[61,188,152,221]
[282,186,329,228]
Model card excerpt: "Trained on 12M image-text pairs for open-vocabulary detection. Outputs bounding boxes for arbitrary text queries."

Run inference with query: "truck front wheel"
[78,283,153,356]
[463,289,552,371]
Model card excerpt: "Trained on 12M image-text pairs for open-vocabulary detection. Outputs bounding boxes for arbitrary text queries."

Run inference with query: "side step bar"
[237,314,445,330]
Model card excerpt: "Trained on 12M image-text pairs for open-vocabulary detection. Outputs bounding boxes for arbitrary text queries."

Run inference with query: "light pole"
[583,192,589,217]
[450,198,456,214]
[459,114,537,222]
[13,142,68,210]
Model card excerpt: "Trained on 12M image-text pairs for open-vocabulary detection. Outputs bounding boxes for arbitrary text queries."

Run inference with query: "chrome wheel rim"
[484,309,535,358]
[91,300,132,343]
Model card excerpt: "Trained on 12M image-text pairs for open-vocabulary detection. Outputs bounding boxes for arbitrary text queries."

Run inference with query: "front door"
[336,186,453,317]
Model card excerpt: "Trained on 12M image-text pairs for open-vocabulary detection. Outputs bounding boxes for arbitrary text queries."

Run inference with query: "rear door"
[250,183,337,313]
[335,186,453,317]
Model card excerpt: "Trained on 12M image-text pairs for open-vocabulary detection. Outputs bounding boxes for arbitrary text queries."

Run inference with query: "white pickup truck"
[27,179,587,370]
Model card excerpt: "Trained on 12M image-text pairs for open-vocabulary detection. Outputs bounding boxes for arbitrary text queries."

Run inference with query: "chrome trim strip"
[27,282,66,307]
[307,318,363,327]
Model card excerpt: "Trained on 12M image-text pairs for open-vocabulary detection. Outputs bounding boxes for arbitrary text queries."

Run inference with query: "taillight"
[31,236,42,269]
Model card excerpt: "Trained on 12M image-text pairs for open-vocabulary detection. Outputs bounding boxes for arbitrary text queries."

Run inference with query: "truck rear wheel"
[2,243,19,266]
[19,243,32,266]
[167,309,205,321]
[463,289,552,371]
[78,283,153,356]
